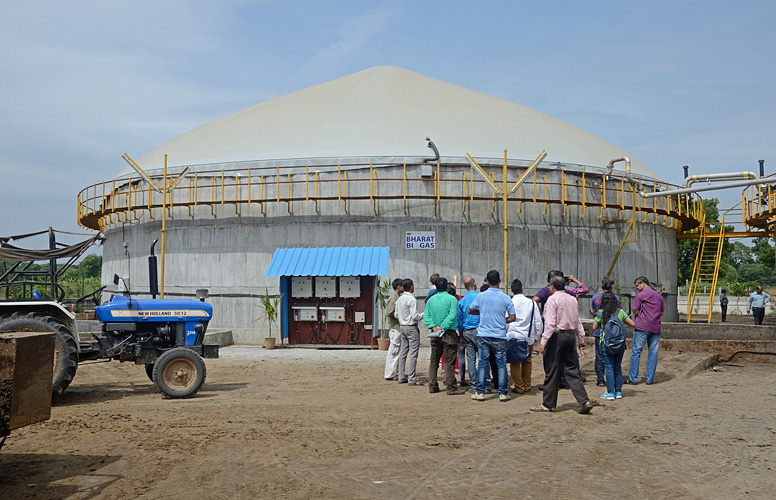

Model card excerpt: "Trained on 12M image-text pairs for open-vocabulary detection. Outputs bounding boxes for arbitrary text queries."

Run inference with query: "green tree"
[727,241,755,267]
[79,254,102,278]
[751,237,775,269]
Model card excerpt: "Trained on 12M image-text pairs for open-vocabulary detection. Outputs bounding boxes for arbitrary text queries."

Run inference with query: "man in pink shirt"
[531,276,593,414]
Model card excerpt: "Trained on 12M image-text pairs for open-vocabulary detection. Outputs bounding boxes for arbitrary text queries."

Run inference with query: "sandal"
[578,401,594,414]
[530,405,552,412]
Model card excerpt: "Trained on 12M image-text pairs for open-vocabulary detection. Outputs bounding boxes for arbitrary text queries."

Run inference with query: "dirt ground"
[1,344,775,500]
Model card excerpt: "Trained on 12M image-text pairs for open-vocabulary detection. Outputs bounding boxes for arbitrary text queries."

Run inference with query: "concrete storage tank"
[78,66,703,343]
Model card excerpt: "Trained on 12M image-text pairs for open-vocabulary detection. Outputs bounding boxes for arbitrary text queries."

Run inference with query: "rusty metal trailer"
[0,331,55,450]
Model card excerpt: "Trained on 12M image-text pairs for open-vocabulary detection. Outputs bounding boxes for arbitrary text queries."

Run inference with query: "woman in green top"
[593,291,635,400]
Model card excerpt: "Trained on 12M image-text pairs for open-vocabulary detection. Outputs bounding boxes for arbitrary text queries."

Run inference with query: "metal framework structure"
[77,161,706,234]
[682,192,776,324]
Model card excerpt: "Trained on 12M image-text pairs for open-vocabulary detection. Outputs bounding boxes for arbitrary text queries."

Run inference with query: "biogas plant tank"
[79,66,697,342]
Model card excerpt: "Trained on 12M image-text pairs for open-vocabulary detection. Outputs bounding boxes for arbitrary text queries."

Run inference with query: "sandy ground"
[1,343,775,500]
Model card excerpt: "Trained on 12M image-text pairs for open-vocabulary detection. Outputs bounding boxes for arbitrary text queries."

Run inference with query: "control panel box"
[320,305,346,322]
[291,277,313,298]
[292,303,318,322]
[339,276,360,298]
[354,311,365,323]
[315,277,337,298]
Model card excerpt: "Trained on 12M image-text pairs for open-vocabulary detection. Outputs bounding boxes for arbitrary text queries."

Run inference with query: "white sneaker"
[471,392,485,401]
[499,394,510,402]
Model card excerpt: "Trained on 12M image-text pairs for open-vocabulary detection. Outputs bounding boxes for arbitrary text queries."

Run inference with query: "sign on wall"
[406,231,435,249]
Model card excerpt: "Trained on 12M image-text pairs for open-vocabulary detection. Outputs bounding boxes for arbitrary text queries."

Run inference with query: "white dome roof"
[115,66,661,180]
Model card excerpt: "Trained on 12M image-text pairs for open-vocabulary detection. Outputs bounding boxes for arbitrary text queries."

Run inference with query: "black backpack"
[600,314,627,356]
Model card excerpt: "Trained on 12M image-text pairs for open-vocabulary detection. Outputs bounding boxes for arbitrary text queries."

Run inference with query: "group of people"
[717,286,771,325]
[383,269,667,414]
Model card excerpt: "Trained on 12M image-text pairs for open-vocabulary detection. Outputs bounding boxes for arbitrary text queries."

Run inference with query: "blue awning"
[266,246,390,277]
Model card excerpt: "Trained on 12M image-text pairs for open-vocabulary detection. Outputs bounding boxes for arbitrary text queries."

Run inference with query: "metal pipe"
[422,137,440,163]
[760,159,765,177]
[641,176,776,198]
[606,156,642,191]
[682,171,759,188]
[683,165,689,179]
[605,156,630,177]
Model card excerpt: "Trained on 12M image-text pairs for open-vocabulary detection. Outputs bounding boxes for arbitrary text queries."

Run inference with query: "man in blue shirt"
[747,286,771,325]
[468,270,516,402]
[457,276,480,391]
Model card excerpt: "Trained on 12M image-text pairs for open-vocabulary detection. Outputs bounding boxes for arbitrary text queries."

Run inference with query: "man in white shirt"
[507,279,543,394]
[395,278,424,386]
[383,279,403,380]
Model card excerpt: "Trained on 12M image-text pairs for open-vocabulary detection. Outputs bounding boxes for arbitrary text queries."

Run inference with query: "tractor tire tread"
[0,311,79,401]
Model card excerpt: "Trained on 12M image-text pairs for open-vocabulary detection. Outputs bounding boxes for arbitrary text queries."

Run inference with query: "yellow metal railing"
[686,210,729,323]
[707,220,726,322]
[742,180,776,230]
[686,212,708,323]
[77,162,705,233]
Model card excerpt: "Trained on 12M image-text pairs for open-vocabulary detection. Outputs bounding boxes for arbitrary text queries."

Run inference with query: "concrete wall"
[101,165,678,343]
[676,296,770,316]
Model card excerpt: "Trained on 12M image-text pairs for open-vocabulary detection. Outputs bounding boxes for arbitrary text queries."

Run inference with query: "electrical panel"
[292,304,318,322]
[315,277,336,298]
[320,305,346,322]
[354,311,365,323]
[291,277,313,298]
[339,276,360,298]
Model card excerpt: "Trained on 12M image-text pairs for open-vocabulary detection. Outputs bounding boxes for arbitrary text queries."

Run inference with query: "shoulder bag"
[506,304,533,363]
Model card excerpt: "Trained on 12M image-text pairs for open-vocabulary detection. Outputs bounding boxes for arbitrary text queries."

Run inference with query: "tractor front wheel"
[152,347,206,399]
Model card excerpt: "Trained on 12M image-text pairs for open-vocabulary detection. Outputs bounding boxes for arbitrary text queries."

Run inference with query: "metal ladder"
[687,218,725,323]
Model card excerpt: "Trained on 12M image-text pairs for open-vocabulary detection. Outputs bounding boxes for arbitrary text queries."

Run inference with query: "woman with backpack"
[593,290,635,400]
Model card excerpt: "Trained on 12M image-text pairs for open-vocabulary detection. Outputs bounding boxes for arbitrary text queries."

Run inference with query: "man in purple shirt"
[532,271,589,312]
[627,276,665,385]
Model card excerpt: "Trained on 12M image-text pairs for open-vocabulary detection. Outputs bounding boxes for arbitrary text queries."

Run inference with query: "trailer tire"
[153,347,206,399]
[0,312,79,401]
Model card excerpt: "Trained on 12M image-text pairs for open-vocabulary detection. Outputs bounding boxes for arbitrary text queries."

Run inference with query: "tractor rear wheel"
[152,347,206,399]
[0,312,79,401]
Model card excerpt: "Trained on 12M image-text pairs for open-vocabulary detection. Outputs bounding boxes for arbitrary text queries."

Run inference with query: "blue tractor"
[79,279,218,398]
[0,229,218,400]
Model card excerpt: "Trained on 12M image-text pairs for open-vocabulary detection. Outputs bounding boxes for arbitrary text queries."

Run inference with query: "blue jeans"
[477,337,508,395]
[628,330,660,384]
[593,334,606,385]
[462,330,479,386]
[457,341,466,382]
[601,348,624,394]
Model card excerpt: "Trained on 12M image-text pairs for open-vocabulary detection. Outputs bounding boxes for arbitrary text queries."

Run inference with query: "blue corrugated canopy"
[266,246,390,276]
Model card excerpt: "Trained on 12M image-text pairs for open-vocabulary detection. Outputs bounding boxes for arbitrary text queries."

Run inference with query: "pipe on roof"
[640,176,775,198]
[682,171,759,189]
[606,156,642,191]
[422,137,440,164]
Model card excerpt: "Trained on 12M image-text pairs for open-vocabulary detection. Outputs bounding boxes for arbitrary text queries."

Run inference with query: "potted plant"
[375,279,392,350]
[256,288,282,350]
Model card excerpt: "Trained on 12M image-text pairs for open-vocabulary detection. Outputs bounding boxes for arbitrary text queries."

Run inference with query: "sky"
[1,0,775,251]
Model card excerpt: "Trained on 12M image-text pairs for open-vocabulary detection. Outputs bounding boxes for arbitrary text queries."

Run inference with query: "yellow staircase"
[687,220,725,323]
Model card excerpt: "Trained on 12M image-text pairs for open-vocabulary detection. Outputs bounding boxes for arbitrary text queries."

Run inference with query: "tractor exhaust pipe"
[149,239,159,299]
